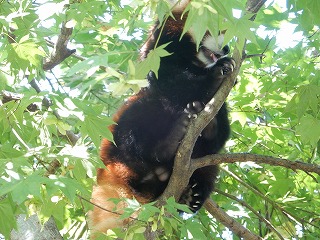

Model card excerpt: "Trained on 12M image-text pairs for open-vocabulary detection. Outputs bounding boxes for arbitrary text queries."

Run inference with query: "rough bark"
[10,215,62,240]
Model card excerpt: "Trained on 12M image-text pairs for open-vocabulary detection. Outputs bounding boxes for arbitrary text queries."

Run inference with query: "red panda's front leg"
[129,109,192,200]
[153,112,190,161]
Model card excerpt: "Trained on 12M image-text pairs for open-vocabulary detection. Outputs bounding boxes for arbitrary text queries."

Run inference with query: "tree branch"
[194,152,320,240]
[43,22,76,71]
[222,168,320,229]
[204,199,262,240]
[158,48,242,205]
[244,53,266,59]
[45,39,86,61]
[245,0,267,20]
[214,189,284,240]
[192,153,320,175]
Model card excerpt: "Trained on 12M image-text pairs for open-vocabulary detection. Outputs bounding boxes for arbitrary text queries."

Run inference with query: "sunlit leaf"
[136,43,172,79]
[296,115,320,147]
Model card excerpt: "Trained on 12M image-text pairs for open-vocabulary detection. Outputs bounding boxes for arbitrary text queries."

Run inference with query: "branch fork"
[43,22,75,70]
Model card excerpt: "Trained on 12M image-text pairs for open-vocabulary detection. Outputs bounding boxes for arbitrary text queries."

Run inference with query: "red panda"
[89,0,235,234]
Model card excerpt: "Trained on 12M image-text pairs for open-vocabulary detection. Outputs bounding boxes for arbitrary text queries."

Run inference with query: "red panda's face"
[196,32,230,68]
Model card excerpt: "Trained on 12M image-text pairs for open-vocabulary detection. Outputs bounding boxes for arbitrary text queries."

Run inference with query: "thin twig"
[28,79,80,146]
[214,189,284,240]
[204,199,262,240]
[245,53,266,59]
[76,194,143,222]
[223,168,320,230]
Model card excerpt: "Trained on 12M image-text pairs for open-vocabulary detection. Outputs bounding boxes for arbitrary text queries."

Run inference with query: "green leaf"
[108,79,148,96]
[296,0,320,26]
[38,199,65,226]
[182,2,221,49]
[66,55,105,77]
[66,53,124,78]
[9,37,45,69]
[230,111,247,127]
[223,15,258,51]
[136,43,172,79]
[210,0,232,19]
[268,176,295,196]
[0,196,17,239]
[80,114,114,149]
[133,227,146,234]
[182,4,209,48]
[296,115,320,147]
[0,143,25,158]
[108,81,131,96]
[155,0,171,25]
[73,159,87,181]
[14,94,42,123]
[0,174,48,204]
[57,121,72,135]
[286,85,320,118]
[183,220,207,240]
[49,176,88,202]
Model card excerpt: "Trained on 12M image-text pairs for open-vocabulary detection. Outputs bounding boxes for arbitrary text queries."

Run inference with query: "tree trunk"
[10,215,62,240]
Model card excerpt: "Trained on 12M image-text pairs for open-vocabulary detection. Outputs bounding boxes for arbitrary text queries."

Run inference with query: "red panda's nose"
[223,45,230,55]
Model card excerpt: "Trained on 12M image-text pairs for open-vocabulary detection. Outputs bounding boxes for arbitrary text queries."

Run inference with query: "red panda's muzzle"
[202,44,229,64]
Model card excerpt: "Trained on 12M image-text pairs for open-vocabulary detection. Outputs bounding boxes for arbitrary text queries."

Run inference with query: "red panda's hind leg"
[89,165,149,236]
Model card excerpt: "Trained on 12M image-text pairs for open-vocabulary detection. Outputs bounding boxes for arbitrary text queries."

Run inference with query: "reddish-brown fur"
[90,94,149,234]
[89,167,148,236]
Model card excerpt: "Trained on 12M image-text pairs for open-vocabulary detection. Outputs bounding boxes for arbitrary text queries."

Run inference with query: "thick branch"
[204,199,262,240]
[43,22,75,71]
[158,50,242,205]
[192,153,320,175]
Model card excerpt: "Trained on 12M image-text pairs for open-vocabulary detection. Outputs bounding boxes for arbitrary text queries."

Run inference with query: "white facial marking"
[196,33,228,68]
[217,34,225,47]
[197,51,209,66]
[202,35,220,52]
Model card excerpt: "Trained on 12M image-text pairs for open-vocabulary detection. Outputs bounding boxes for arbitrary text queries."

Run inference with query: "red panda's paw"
[184,101,204,118]
[141,166,170,183]
[185,101,219,140]
[216,57,236,76]
[179,179,205,212]
[147,70,157,80]
[131,166,171,199]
